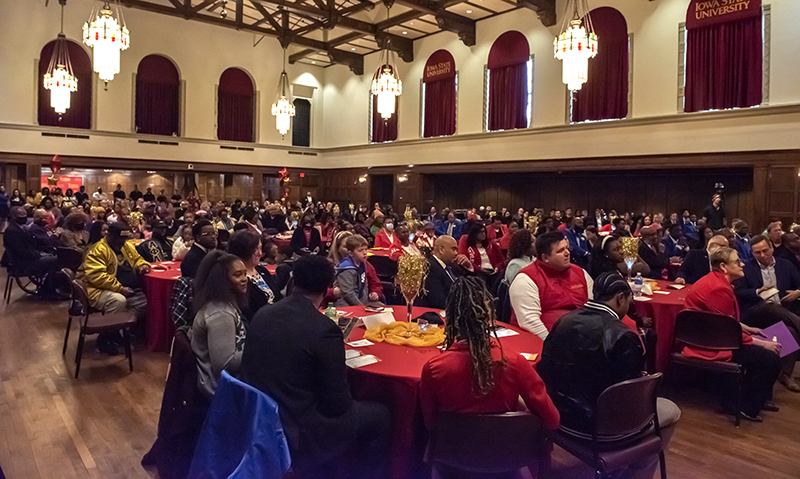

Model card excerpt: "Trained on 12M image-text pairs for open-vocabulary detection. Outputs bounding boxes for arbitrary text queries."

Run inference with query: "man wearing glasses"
[180,220,218,279]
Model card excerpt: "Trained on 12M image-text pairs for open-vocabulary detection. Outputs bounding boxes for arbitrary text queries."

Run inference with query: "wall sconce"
[358,175,367,183]
[147,170,156,174]
[398,174,408,183]
[104,169,113,172]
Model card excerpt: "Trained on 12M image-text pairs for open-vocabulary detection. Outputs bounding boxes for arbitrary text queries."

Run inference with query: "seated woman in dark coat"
[227,230,283,323]
[589,234,650,279]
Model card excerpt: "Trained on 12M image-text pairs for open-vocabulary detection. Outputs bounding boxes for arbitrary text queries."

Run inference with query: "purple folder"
[760,322,800,358]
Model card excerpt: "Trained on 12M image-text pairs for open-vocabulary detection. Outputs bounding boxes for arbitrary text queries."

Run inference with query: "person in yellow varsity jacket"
[78,223,151,355]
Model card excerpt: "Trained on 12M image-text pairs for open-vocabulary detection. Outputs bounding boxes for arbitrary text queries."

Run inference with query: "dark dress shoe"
[739,411,764,422]
[761,401,780,412]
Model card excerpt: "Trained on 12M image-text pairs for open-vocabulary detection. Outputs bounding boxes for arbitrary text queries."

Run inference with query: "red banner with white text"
[686,0,761,29]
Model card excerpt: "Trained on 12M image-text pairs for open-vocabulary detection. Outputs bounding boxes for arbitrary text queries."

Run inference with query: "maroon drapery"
[684,15,762,112]
[572,7,629,122]
[488,62,528,131]
[38,40,92,129]
[218,68,254,142]
[136,55,180,136]
[423,79,456,137]
[372,95,398,143]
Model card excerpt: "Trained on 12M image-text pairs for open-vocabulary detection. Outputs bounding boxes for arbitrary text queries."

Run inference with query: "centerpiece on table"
[396,254,428,322]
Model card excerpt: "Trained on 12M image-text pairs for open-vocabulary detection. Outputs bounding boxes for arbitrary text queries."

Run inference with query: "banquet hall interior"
[1,0,799,478]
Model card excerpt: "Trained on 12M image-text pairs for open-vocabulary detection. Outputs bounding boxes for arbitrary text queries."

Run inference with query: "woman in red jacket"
[461,223,504,292]
[373,216,401,249]
[420,277,559,471]
[683,247,781,421]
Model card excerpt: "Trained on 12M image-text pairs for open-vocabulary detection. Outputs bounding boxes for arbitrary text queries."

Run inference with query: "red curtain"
[572,7,629,122]
[685,15,762,112]
[218,68,254,142]
[372,95,398,143]
[136,55,180,136]
[488,62,528,131]
[423,78,456,137]
[37,40,92,129]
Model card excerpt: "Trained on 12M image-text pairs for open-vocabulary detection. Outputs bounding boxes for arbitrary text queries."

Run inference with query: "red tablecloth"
[143,261,278,353]
[367,248,393,258]
[633,279,692,372]
[143,261,182,352]
[340,305,544,479]
[271,232,293,248]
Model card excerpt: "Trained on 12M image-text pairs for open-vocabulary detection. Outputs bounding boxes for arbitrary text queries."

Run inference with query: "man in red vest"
[509,231,594,340]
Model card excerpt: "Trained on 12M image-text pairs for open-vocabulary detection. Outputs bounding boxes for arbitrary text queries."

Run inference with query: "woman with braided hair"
[419,276,560,437]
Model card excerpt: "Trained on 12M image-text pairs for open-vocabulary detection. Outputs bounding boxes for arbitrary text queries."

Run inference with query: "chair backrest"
[369,255,398,281]
[430,412,546,473]
[70,279,92,323]
[595,373,662,438]
[381,281,403,305]
[189,371,292,479]
[674,309,743,351]
[495,280,511,323]
[57,247,84,273]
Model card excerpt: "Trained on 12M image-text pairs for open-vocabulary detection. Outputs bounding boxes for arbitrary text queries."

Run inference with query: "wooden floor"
[0,265,799,478]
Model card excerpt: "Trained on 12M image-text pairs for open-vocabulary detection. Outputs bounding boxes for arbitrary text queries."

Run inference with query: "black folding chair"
[549,374,667,479]
[669,309,744,426]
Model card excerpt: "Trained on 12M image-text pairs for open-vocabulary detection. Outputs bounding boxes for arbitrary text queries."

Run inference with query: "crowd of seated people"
[8,183,800,476]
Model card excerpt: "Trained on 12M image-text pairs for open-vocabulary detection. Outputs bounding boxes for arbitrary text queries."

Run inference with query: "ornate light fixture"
[83,0,130,88]
[271,47,295,139]
[554,0,598,91]
[44,0,78,115]
[371,5,402,120]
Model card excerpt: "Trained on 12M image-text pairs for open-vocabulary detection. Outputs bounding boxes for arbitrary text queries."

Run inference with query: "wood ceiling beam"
[191,0,218,13]
[249,0,283,31]
[121,0,327,50]
[517,0,556,27]
[392,0,475,46]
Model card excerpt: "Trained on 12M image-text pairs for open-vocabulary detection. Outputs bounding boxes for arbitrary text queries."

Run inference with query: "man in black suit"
[675,234,729,285]
[180,220,217,279]
[2,207,59,279]
[638,226,669,279]
[777,232,800,273]
[241,255,389,479]
[418,236,474,309]
[734,234,800,392]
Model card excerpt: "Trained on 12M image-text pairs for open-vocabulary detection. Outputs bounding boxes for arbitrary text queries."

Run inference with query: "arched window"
[422,50,457,138]
[217,68,255,142]
[292,98,311,147]
[684,0,762,112]
[135,55,180,136]
[370,95,398,143]
[38,39,92,129]
[571,7,628,122]
[487,31,530,131]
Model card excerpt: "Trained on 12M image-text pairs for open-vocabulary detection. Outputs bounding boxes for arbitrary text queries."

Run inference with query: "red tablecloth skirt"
[340,305,544,479]
[633,279,691,372]
[143,261,182,352]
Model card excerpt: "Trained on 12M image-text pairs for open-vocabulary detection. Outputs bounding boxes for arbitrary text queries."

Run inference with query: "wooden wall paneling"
[768,166,796,219]
[496,182,512,213]
[752,166,769,231]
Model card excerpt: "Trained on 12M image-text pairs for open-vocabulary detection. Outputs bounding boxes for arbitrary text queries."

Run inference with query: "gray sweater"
[191,301,246,397]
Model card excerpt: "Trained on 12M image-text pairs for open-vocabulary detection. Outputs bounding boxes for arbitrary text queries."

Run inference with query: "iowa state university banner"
[423,50,456,83]
[687,0,761,29]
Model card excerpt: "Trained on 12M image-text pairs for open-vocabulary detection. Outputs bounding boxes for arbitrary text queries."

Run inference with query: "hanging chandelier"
[44,1,78,115]
[271,48,295,138]
[554,0,598,91]
[83,0,130,88]
[371,6,402,120]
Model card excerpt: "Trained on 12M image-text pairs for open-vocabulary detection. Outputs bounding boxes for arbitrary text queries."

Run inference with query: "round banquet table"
[633,279,692,373]
[339,305,544,479]
[142,260,278,353]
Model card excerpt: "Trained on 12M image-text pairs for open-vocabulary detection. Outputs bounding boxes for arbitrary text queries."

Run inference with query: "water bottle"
[633,273,644,298]
[324,302,338,323]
